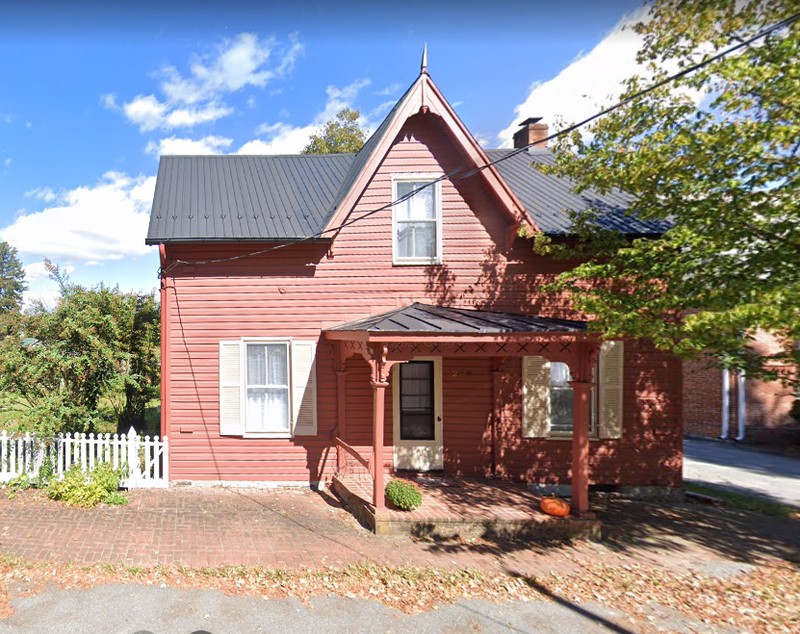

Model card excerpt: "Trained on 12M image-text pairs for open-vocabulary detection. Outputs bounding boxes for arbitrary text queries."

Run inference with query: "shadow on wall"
[423,243,577,318]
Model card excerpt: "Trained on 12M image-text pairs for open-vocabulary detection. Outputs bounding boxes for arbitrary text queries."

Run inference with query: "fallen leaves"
[0,554,796,632]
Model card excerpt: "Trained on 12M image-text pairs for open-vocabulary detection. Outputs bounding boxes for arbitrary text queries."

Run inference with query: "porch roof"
[325,303,586,337]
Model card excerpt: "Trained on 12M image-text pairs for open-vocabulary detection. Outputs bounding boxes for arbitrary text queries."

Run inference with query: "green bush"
[47,462,127,508]
[385,478,423,511]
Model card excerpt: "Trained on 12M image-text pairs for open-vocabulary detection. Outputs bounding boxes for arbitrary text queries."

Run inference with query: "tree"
[0,241,26,314]
[0,261,160,434]
[535,0,799,380]
[302,108,367,154]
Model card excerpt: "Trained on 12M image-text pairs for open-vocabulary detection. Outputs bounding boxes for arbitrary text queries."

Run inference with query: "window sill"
[242,432,293,440]
[392,259,442,266]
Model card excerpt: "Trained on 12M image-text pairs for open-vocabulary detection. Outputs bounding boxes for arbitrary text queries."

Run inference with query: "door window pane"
[399,361,435,441]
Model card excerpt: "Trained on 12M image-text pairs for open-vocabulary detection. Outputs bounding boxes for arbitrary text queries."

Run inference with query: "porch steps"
[331,474,601,541]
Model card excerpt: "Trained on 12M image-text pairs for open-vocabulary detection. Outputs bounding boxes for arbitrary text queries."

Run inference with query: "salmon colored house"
[147,58,682,517]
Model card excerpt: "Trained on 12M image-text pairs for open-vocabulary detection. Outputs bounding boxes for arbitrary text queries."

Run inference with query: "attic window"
[392,176,442,265]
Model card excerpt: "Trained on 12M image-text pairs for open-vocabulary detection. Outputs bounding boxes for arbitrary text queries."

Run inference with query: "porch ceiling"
[325,302,587,341]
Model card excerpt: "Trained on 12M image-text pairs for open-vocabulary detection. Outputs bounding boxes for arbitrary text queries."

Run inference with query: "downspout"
[158,244,169,440]
[719,369,730,440]
[735,372,747,441]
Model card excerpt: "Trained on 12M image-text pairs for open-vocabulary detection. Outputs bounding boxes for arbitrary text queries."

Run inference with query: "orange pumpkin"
[540,496,571,518]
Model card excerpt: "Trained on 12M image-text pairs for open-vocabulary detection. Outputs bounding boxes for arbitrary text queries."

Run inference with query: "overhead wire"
[160,10,799,278]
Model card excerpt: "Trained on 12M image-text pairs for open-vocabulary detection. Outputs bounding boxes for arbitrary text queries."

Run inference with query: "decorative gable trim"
[323,72,538,238]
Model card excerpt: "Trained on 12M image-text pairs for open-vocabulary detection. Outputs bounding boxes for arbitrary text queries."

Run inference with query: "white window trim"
[219,337,317,440]
[241,338,292,438]
[391,173,443,265]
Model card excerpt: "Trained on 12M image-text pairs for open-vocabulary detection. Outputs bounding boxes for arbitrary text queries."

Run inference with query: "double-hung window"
[522,341,624,439]
[245,342,290,433]
[219,338,317,438]
[393,176,442,264]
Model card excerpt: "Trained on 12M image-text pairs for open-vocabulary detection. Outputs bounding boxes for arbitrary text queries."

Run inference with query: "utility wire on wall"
[161,11,800,278]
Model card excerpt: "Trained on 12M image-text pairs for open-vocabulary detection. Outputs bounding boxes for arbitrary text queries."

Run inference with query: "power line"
[461,10,800,178]
[162,11,799,277]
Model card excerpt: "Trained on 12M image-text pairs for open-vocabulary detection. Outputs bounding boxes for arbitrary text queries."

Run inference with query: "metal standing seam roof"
[326,303,587,334]
[486,149,670,236]
[147,79,670,244]
[146,153,355,244]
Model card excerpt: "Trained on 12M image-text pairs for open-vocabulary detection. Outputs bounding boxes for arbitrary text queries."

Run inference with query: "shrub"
[385,478,422,511]
[47,462,127,508]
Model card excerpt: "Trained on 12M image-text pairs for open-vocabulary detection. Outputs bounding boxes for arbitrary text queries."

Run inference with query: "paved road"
[684,438,800,507]
[0,584,639,634]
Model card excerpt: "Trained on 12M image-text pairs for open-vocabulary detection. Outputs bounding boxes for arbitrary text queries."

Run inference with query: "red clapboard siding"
[161,113,682,487]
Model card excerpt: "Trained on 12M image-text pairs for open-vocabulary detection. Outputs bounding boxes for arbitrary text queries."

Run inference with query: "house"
[684,330,799,446]
[146,56,683,517]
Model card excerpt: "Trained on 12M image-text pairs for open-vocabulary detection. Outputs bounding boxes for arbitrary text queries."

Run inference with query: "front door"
[393,358,443,471]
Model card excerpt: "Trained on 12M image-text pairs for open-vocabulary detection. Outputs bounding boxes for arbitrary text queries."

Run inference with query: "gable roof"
[146,70,667,246]
[326,302,586,334]
[321,70,532,235]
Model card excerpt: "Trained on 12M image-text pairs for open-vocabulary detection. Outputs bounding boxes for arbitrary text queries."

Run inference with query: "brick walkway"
[0,486,579,574]
[0,486,795,577]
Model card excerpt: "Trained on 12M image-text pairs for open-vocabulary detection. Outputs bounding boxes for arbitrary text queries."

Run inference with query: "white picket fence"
[0,427,169,488]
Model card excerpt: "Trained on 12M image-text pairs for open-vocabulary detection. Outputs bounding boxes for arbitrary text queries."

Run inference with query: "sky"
[0,0,650,305]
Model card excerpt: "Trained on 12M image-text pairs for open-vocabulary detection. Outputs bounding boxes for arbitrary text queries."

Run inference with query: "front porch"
[325,303,603,521]
[331,472,602,539]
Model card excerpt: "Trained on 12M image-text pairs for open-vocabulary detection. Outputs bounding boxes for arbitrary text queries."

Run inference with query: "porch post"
[571,380,592,516]
[490,358,503,477]
[371,379,389,509]
[336,367,347,472]
[569,340,599,517]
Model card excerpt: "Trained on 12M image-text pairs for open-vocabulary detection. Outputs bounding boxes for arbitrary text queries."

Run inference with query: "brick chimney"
[513,117,548,149]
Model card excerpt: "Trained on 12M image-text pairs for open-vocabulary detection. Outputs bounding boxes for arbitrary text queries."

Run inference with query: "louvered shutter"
[219,340,244,436]
[598,340,624,439]
[522,356,550,438]
[291,340,318,436]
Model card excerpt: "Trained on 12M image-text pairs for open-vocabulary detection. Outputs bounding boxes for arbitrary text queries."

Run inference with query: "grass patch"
[685,482,800,518]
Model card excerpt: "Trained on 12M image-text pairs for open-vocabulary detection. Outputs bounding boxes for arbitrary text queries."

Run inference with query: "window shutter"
[219,340,244,436]
[291,340,317,436]
[522,356,550,438]
[599,340,624,439]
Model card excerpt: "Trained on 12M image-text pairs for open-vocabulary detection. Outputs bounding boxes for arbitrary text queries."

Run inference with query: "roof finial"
[420,42,428,75]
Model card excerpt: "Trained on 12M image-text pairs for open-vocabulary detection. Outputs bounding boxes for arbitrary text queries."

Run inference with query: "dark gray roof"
[327,302,586,334]
[147,91,668,243]
[146,154,354,244]
[326,79,418,221]
[487,149,669,235]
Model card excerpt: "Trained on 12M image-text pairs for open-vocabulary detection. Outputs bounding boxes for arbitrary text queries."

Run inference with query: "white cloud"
[23,261,75,283]
[101,93,118,109]
[113,33,303,132]
[498,7,650,147]
[3,158,11,167]
[24,187,58,203]
[122,95,168,132]
[376,82,401,97]
[239,78,371,155]
[146,135,233,156]
[1,172,156,262]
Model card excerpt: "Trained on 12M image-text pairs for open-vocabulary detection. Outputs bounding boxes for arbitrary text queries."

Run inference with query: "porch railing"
[334,437,372,478]
[0,428,169,489]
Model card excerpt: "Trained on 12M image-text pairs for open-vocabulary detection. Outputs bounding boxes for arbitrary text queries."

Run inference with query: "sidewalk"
[683,437,800,507]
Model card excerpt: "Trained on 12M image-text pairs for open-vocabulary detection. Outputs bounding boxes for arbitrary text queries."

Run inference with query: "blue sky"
[0,0,646,304]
